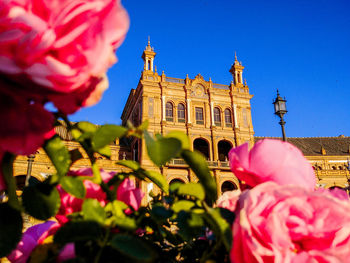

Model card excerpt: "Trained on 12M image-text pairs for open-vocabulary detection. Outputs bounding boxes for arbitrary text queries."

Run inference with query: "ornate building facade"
[121,41,254,195]
[12,42,350,197]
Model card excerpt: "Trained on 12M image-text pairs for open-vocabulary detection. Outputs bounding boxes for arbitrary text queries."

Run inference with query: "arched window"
[177,103,185,123]
[170,178,185,185]
[193,138,210,160]
[214,107,221,126]
[218,140,233,161]
[221,181,238,193]
[166,102,173,121]
[224,109,232,127]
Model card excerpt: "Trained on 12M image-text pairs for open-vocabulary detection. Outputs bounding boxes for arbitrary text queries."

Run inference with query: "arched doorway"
[170,178,185,185]
[221,181,237,193]
[218,140,232,161]
[193,138,210,160]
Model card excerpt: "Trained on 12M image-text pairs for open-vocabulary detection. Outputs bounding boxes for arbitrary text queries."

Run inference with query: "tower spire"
[142,36,156,72]
[229,51,244,85]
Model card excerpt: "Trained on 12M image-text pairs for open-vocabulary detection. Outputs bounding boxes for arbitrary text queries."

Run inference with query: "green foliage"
[82,199,106,224]
[181,150,218,204]
[165,131,191,150]
[203,205,233,251]
[44,135,71,177]
[117,160,169,194]
[22,183,61,220]
[177,183,205,200]
[60,176,86,199]
[77,121,97,134]
[54,221,104,244]
[92,124,127,150]
[2,115,236,262]
[171,200,195,213]
[144,131,182,166]
[0,203,23,257]
[110,234,156,263]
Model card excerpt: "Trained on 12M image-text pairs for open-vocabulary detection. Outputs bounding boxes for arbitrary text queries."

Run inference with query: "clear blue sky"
[71,0,350,138]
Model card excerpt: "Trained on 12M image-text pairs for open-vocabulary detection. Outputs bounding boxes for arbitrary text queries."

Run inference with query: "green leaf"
[204,206,232,251]
[104,201,137,230]
[44,135,71,176]
[177,183,205,200]
[176,211,204,241]
[1,153,21,210]
[110,234,156,263]
[54,221,104,244]
[0,203,23,257]
[181,150,217,204]
[165,131,191,150]
[114,216,137,231]
[92,125,127,150]
[117,160,141,171]
[22,183,60,220]
[172,200,195,213]
[77,121,97,133]
[60,176,86,199]
[151,205,173,221]
[169,181,183,193]
[136,120,149,132]
[71,128,83,141]
[118,160,169,193]
[96,145,111,158]
[141,170,169,194]
[144,131,182,167]
[82,199,106,224]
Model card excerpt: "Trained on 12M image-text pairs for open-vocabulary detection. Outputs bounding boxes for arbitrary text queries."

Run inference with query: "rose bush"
[231,182,350,263]
[7,221,74,263]
[229,139,316,190]
[56,168,143,224]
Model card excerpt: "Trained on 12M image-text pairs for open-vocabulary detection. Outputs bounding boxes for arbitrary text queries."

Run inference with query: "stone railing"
[213,84,230,90]
[316,170,350,177]
[167,159,230,169]
[165,77,185,84]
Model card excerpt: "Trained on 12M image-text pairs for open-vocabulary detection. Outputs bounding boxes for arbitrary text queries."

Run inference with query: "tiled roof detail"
[255,136,350,156]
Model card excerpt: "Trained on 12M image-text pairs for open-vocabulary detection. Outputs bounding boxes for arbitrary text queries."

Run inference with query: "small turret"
[142,36,156,72]
[229,51,244,85]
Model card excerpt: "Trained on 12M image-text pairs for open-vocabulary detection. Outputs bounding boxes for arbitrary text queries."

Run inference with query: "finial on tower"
[148,36,150,46]
[235,51,237,61]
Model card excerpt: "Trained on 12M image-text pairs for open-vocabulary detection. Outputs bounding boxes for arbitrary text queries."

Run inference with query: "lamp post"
[25,154,35,186]
[273,90,287,141]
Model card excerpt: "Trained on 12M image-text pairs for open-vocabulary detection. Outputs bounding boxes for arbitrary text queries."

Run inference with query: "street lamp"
[273,89,287,141]
[25,154,35,186]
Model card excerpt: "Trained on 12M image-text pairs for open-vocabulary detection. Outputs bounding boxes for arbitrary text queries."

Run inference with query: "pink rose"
[117,178,144,211]
[217,190,241,212]
[56,168,143,223]
[229,139,316,190]
[0,0,129,114]
[0,89,54,155]
[7,221,74,263]
[56,168,114,224]
[231,182,350,263]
